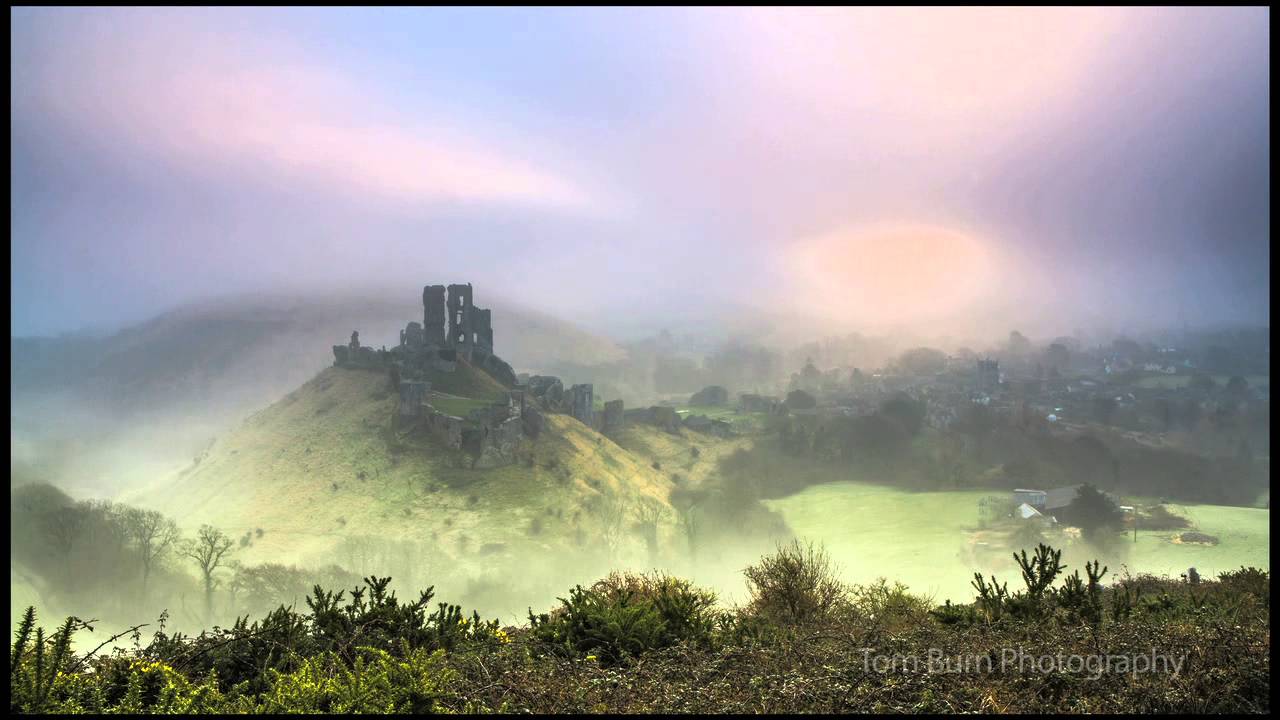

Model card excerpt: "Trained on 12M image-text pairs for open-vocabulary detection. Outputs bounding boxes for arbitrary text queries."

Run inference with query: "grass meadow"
[766,480,1270,603]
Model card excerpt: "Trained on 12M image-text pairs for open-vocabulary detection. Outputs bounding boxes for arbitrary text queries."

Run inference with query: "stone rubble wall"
[602,399,625,437]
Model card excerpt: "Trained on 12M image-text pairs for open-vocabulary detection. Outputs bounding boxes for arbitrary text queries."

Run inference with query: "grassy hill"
[133,362,696,616]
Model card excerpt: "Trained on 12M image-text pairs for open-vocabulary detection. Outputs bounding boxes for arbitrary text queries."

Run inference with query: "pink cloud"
[729,7,1125,150]
[25,11,596,211]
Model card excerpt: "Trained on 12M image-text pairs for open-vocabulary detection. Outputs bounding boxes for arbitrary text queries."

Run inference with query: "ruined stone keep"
[331,282,628,467]
[336,282,516,384]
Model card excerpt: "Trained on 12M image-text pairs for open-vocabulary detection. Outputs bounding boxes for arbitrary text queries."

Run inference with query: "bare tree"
[45,504,90,583]
[224,559,245,615]
[631,497,668,566]
[597,492,628,556]
[743,540,846,625]
[83,500,134,614]
[180,525,236,620]
[84,500,130,558]
[669,487,706,563]
[123,507,182,603]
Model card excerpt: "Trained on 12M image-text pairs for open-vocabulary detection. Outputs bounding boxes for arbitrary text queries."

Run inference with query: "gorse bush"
[14,639,454,714]
[529,584,666,665]
[10,608,79,714]
[935,543,1272,633]
[1218,565,1270,599]
[251,644,453,714]
[9,544,1271,714]
[9,573,500,714]
[602,572,718,646]
[1053,559,1108,625]
[304,576,501,659]
[528,571,718,665]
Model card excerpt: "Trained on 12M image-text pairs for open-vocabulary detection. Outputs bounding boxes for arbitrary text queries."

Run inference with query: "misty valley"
[9,5,1270,715]
[9,284,1270,713]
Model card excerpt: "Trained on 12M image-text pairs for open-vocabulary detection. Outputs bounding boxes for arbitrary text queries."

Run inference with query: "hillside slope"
[136,364,679,575]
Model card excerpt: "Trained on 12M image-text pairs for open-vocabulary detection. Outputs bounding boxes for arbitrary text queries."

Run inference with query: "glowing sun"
[786,223,998,326]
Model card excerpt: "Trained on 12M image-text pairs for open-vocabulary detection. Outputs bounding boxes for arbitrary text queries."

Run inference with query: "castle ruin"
[331,283,625,468]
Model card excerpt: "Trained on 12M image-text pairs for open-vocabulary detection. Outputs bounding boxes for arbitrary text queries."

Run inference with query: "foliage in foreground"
[10,547,1271,714]
[528,571,719,665]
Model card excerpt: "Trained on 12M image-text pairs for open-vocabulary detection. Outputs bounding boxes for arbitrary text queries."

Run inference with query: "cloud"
[9,8,1269,339]
[17,10,597,212]
[728,7,1123,152]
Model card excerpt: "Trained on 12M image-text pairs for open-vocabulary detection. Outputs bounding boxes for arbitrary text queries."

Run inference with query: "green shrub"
[8,551,1271,714]
[252,644,453,714]
[1217,566,1270,599]
[528,571,717,665]
[529,584,666,665]
[970,573,1010,623]
[1053,559,1107,625]
[928,599,979,626]
[9,609,77,714]
[849,578,932,624]
[594,572,717,647]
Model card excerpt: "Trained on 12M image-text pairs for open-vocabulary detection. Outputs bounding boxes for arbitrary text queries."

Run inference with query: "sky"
[10,7,1271,342]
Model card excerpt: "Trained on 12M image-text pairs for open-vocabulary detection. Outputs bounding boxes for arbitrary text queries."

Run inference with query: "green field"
[763,483,997,602]
[766,481,1270,603]
[1126,502,1271,577]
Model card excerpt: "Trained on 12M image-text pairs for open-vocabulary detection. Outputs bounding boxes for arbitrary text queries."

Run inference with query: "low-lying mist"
[9,288,1270,654]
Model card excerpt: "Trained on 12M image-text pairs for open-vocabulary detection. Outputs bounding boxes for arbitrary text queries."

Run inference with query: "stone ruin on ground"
[332,283,741,466]
[332,283,631,467]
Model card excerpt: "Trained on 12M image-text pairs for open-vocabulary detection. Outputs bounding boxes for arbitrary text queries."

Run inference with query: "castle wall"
[447,283,474,357]
[423,285,447,347]
[333,343,391,370]
[423,407,465,449]
[402,321,425,349]
[527,376,565,410]
[569,383,594,426]
[472,415,523,469]
[432,348,457,372]
[650,405,680,432]
[398,380,430,417]
[602,399,625,436]
[474,307,493,354]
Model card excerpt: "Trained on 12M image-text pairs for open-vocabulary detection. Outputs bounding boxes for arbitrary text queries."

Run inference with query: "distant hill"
[10,290,624,498]
[11,290,623,416]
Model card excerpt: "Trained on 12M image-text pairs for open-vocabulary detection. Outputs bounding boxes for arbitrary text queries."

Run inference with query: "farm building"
[1016,502,1045,520]
[1013,488,1047,508]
